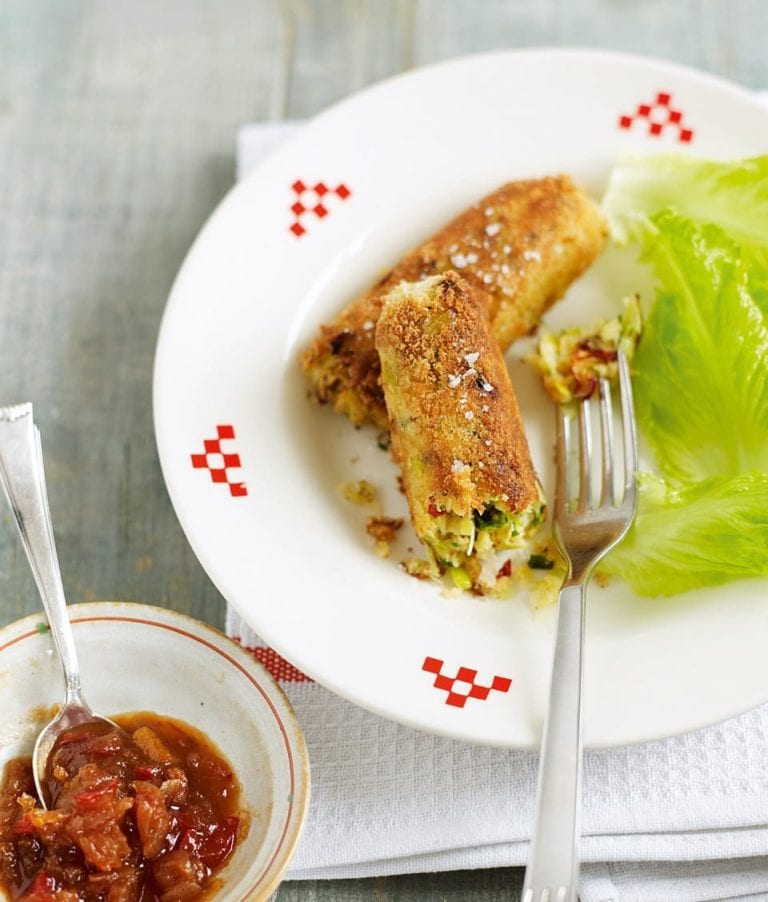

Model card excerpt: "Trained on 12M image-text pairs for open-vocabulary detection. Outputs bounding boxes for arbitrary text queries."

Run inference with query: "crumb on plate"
[339,479,378,505]
[366,515,404,558]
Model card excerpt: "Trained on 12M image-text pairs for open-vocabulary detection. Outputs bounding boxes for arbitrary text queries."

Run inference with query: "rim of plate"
[153,47,768,748]
[0,601,310,900]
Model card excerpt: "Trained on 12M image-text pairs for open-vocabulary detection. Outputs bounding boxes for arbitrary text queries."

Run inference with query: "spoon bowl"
[31,702,119,806]
[0,403,117,807]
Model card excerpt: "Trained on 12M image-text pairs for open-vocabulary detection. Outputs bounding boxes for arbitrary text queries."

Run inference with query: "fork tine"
[617,351,638,512]
[554,404,569,518]
[597,377,613,507]
[576,397,592,513]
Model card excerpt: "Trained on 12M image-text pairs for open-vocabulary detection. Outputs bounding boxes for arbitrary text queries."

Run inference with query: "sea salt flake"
[450,253,469,268]
[503,244,512,254]
[362,320,374,330]
[523,249,542,262]
[464,352,479,365]
[483,274,493,284]
[485,223,501,237]
[466,252,479,264]
[485,207,495,216]
[452,459,468,473]
[448,374,461,388]
[481,380,493,392]
[464,411,474,420]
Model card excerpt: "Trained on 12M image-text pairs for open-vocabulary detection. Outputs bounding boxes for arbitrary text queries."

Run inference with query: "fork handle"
[522,581,585,902]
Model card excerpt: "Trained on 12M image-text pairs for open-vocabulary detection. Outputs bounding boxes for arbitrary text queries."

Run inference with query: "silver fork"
[521,350,638,902]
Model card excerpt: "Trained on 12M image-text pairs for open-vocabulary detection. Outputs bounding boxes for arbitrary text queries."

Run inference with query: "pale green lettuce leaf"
[603,154,768,249]
[743,251,768,319]
[633,211,768,484]
[599,156,768,597]
[602,472,768,597]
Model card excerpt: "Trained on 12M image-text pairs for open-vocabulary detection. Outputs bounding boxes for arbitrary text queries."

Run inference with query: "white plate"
[0,603,310,902]
[154,49,768,748]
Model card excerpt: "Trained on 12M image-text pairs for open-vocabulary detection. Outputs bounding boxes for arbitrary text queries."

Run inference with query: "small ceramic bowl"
[0,601,310,901]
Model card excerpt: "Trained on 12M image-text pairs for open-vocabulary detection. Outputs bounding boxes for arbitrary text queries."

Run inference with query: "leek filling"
[424,500,544,571]
[527,295,642,404]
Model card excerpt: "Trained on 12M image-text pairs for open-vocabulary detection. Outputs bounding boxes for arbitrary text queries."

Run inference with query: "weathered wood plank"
[274,868,524,900]
[0,0,282,628]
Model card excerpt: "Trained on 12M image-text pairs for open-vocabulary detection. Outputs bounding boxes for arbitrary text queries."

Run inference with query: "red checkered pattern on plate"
[290,179,352,237]
[190,424,247,497]
[422,656,512,708]
[618,91,694,143]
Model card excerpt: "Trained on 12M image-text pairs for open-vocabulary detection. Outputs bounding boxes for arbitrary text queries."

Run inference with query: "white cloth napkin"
[230,117,768,901]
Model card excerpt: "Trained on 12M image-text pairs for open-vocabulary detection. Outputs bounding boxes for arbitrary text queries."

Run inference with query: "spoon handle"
[0,403,82,696]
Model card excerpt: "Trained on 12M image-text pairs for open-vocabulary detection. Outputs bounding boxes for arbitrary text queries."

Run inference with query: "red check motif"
[618,91,694,143]
[422,656,512,708]
[239,644,312,683]
[190,424,247,497]
[289,179,352,237]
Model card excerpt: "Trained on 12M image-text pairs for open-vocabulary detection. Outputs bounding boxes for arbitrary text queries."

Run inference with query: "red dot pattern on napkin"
[422,656,512,708]
[190,424,247,497]
[618,91,694,143]
[290,180,352,237]
[238,643,313,682]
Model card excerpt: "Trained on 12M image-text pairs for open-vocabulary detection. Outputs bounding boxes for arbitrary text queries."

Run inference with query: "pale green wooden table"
[1,1,766,898]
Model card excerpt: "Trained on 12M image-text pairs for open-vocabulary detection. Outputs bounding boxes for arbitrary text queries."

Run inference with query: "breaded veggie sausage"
[302,176,606,429]
[375,272,544,586]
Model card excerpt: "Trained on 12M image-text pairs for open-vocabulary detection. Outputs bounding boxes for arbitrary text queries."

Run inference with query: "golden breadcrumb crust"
[302,175,607,429]
[375,272,539,534]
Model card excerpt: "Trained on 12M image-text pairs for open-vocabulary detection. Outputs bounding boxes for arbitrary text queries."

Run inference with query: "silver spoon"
[0,403,119,807]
